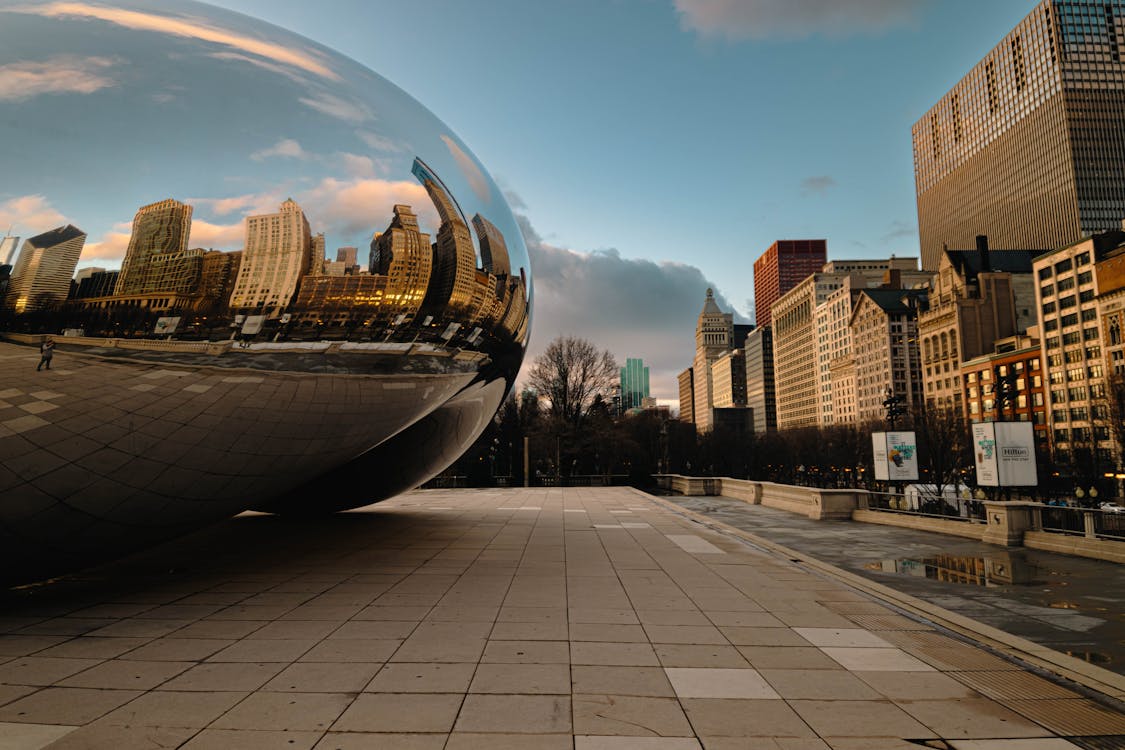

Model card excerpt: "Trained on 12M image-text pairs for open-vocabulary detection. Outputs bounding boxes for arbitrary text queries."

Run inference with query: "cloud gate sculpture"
[0,0,531,583]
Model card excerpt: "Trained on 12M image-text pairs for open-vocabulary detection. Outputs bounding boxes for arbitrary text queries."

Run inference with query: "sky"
[1,0,1039,401]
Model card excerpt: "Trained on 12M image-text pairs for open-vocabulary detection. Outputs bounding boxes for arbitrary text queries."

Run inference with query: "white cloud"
[674,0,928,40]
[251,138,308,161]
[339,153,377,179]
[6,2,339,80]
[188,218,245,249]
[81,221,132,261]
[0,195,69,237]
[515,213,747,401]
[303,177,436,236]
[0,56,117,102]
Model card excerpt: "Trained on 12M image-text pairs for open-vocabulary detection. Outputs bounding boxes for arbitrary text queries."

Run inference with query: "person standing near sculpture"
[37,337,54,371]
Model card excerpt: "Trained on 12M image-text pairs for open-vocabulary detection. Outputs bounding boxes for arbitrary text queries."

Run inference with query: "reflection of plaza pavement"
[1,487,1122,748]
[672,495,1125,678]
[0,340,474,576]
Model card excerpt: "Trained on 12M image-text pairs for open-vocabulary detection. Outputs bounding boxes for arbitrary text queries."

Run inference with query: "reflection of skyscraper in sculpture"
[472,214,511,276]
[5,225,87,312]
[412,158,477,313]
[115,199,193,296]
[1,234,19,266]
[310,233,326,274]
[370,204,432,318]
[199,250,242,308]
[230,199,313,311]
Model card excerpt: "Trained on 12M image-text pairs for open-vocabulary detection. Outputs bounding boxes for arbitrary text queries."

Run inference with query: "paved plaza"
[1,487,1123,749]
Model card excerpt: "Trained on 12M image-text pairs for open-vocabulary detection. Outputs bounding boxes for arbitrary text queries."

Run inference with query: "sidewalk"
[1,487,1122,749]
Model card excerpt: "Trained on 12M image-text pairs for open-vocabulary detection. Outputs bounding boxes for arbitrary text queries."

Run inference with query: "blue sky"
[0,0,1038,399]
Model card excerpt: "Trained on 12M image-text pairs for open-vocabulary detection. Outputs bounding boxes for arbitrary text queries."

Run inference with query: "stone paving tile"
[572,695,693,737]
[1,487,1117,749]
[333,693,463,733]
[365,662,477,693]
[180,728,325,749]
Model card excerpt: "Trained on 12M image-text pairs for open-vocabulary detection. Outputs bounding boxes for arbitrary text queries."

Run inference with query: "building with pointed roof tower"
[692,288,734,432]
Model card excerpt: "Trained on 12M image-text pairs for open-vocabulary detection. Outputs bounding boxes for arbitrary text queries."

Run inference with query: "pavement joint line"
[630,487,1125,705]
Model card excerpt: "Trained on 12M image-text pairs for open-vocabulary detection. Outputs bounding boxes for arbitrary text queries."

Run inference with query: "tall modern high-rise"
[472,213,511,276]
[678,367,695,425]
[115,199,193,296]
[913,0,1125,272]
[5,225,86,312]
[229,198,313,310]
[752,240,827,326]
[619,358,650,411]
[413,158,477,313]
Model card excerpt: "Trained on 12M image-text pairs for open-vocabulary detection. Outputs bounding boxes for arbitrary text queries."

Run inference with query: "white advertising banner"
[872,431,919,482]
[974,421,1037,487]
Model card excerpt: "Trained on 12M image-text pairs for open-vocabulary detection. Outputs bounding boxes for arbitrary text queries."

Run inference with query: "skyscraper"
[5,225,86,312]
[913,0,1125,272]
[229,198,313,310]
[472,214,511,276]
[370,204,433,319]
[115,199,193,296]
[752,240,827,327]
[619,358,650,411]
[1,234,19,266]
[413,158,477,313]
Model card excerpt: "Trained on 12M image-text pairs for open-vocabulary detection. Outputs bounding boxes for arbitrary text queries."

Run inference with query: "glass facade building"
[620,357,650,411]
[913,0,1125,271]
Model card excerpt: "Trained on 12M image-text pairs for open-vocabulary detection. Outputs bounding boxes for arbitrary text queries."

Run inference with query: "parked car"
[1098,501,1125,514]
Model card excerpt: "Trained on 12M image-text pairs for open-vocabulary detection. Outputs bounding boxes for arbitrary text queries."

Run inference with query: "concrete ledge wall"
[852,509,987,540]
[756,482,862,520]
[1024,531,1125,564]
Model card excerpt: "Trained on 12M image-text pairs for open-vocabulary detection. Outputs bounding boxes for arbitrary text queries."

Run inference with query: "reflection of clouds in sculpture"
[6,2,339,80]
[0,0,531,583]
[0,55,118,101]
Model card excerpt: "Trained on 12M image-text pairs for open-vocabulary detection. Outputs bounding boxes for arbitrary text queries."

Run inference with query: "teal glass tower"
[620,357,651,411]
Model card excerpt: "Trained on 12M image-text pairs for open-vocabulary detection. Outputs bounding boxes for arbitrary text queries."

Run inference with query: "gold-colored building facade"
[913,0,1125,271]
[115,199,193,296]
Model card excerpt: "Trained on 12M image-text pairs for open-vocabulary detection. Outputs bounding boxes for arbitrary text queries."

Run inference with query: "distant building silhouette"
[1,234,20,266]
[72,269,120,300]
[6,224,87,312]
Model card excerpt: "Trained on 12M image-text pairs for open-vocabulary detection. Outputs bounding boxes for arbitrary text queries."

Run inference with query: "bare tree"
[527,336,618,428]
[913,402,970,505]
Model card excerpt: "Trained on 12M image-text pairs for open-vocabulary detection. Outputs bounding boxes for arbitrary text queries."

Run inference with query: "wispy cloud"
[800,175,836,195]
[299,91,374,124]
[674,0,928,41]
[0,56,117,101]
[82,222,132,261]
[882,219,917,243]
[5,2,339,80]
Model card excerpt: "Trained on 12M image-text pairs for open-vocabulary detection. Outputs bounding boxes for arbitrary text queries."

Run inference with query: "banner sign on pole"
[973,421,1037,487]
[872,431,919,482]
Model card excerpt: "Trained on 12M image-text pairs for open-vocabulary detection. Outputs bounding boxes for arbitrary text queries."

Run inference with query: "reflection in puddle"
[864,553,1045,587]
[1066,650,1112,665]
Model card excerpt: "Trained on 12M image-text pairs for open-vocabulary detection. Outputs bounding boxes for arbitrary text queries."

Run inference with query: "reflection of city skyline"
[0,158,528,347]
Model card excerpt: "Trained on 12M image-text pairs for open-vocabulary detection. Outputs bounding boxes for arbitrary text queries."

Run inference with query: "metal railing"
[1040,506,1086,535]
[863,491,985,523]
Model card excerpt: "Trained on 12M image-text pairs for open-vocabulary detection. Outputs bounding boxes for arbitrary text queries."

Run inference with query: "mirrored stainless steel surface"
[0,0,531,581]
